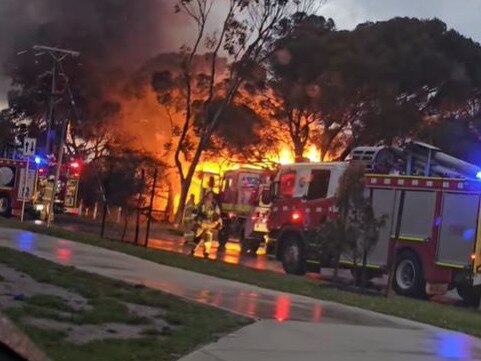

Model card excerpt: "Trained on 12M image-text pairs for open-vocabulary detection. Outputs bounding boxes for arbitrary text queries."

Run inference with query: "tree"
[266,14,334,160]
[0,109,16,156]
[153,0,317,224]
[269,17,481,160]
[315,164,385,288]
[202,100,280,168]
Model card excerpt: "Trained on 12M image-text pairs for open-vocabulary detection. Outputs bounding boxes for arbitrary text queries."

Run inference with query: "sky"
[1,0,481,110]
[321,0,481,42]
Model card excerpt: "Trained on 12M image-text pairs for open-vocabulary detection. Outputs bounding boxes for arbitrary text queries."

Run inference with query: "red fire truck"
[218,168,272,254]
[0,158,37,217]
[268,142,481,302]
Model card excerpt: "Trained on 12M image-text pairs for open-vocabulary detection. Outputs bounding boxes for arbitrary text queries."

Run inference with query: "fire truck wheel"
[280,235,306,275]
[393,252,425,297]
[0,194,12,218]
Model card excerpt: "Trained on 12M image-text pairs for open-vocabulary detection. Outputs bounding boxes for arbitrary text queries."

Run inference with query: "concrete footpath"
[0,227,480,361]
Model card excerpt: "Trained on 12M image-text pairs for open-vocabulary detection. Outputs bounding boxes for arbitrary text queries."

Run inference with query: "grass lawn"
[0,246,249,361]
[2,218,481,338]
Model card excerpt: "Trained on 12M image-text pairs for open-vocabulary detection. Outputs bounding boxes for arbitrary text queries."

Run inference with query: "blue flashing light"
[463,229,475,241]
[476,171,481,180]
[34,156,42,165]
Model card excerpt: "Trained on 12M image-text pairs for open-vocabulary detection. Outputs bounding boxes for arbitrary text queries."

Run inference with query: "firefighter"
[183,194,197,245]
[191,190,222,258]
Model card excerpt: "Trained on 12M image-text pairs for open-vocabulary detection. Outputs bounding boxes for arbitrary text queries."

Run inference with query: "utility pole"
[33,46,79,156]
[47,119,68,227]
[32,45,79,227]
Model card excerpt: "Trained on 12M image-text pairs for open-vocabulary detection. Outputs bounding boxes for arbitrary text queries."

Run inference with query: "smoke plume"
[0,0,188,106]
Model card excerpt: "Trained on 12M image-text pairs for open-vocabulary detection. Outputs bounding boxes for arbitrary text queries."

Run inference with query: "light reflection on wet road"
[2,228,481,360]
[148,237,285,274]
[147,237,462,304]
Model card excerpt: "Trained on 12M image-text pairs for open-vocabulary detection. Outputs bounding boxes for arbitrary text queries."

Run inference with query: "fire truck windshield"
[241,175,260,187]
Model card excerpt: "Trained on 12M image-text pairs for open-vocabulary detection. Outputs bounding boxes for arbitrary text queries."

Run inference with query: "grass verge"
[0,246,249,361]
[2,218,481,338]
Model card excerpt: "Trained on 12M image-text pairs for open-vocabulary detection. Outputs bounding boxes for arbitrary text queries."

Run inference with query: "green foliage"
[314,164,386,283]
[79,149,164,208]
[270,16,481,159]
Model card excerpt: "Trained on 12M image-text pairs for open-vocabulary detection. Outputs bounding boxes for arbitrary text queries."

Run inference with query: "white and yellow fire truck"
[268,142,481,303]
[218,168,272,255]
[0,158,37,217]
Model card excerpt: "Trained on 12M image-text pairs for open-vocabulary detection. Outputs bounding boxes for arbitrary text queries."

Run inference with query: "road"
[0,227,479,361]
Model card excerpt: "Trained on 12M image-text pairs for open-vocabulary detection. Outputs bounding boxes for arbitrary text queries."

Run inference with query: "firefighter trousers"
[193,225,214,255]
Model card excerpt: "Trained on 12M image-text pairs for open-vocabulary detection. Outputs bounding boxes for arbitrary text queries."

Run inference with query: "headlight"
[34,204,45,211]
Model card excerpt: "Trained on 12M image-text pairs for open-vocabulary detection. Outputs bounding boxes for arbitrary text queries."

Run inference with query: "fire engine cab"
[268,142,481,303]
[219,168,272,254]
[0,158,37,217]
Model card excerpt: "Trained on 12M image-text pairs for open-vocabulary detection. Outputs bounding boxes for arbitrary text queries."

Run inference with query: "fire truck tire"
[393,252,425,297]
[456,282,481,307]
[0,194,12,218]
[280,235,306,275]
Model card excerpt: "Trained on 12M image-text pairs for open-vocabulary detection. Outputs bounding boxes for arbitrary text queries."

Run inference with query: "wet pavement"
[149,237,287,274]
[0,227,480,361]
[50,216,464,304]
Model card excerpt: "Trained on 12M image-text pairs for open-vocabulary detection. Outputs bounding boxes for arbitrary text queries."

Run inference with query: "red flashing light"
[70,161,80,169]
[291,210,302,222]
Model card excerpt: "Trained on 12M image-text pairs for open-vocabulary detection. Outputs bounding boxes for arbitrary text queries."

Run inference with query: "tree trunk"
[121,209,129,242]
[174,137,206,225]
[332,250,341,284]
[361,248,368,293]
[294,141,304,162]
[165,183,174,223]
[385,248,396,297]
[100,201,108,239]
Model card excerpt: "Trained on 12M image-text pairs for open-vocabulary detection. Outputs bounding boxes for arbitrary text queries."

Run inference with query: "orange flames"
[272,145,321,165]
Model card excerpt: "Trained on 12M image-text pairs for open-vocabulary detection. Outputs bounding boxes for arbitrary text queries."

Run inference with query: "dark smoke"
[0,0,184,106]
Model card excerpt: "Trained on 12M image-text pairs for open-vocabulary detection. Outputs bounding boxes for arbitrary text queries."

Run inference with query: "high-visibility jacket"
[196,201,221,224]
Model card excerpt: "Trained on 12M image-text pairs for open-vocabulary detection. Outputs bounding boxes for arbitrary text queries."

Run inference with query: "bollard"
[93,202,98,220]
[117,207,122,223]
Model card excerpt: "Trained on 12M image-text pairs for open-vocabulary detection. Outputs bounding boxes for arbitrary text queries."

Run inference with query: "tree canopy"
[269,16,481,160]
